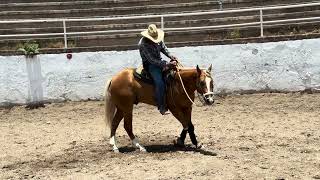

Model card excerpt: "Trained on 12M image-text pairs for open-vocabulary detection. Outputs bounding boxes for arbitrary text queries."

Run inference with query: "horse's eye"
[200,81,206,87]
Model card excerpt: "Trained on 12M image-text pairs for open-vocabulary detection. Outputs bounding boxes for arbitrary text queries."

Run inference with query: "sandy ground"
[0,93,320,179]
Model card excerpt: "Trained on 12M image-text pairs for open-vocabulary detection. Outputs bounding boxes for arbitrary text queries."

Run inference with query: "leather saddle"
[133,66,154,84]
[133,66,175,85]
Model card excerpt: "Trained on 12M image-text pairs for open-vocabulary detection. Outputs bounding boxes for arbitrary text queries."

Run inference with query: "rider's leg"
[148,64,167,114]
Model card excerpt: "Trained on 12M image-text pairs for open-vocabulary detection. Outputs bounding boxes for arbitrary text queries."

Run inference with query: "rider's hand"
[163,61,177,72]
[168,61,177,68]
[170,56,178,62]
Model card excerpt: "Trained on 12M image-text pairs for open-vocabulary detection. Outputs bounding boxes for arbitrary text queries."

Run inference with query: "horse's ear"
[208,64,212,73]
[196,65,201,76]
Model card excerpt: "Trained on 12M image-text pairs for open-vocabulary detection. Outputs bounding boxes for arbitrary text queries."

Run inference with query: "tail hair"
[104,79,116,132]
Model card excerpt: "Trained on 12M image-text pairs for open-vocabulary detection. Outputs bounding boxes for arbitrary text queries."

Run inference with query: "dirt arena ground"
[0,93,320,179]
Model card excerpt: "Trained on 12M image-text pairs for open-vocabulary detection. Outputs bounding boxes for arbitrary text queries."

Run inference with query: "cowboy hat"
[141,24,164,43]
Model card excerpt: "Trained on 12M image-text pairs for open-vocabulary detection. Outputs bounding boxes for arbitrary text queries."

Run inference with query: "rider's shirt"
[138,37,171,69]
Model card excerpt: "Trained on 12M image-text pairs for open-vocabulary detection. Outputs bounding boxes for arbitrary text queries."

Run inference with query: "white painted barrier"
[0,2,319,48]
[1,38,320,105]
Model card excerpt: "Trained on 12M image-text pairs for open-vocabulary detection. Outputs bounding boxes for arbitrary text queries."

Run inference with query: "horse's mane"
[178,67,207,71]
[177,67,207,74]
[176,68,196,76]
[178,67,196,70]
[177,67,197,73]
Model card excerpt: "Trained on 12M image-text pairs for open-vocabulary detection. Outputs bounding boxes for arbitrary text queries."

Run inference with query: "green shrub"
[230,29,241,39]
[17,41,40,57]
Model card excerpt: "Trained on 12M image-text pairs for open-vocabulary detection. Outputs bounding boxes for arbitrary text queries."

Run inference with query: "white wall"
[1,38,320,105]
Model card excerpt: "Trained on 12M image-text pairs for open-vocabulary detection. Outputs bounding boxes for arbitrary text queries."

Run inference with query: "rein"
[174,61,214,106]
[175,61,196,105]
[177,71,196,105]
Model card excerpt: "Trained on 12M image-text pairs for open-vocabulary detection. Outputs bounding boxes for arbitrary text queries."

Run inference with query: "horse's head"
[196,64,215,105]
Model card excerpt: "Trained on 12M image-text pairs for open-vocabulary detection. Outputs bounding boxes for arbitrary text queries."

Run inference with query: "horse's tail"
[104,79,116,134]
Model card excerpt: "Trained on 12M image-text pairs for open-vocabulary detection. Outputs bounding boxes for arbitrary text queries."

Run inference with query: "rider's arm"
[160,41,178,62]
[159,41,172,59]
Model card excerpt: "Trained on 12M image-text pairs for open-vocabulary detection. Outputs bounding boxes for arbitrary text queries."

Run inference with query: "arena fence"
[0,2,319,49]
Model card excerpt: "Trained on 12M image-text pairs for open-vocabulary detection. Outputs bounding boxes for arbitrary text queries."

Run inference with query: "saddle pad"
[133,66,154,84]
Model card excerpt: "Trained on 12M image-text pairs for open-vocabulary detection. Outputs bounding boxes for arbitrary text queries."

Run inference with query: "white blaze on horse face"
[205,74,213,93]
[205,72,214,103]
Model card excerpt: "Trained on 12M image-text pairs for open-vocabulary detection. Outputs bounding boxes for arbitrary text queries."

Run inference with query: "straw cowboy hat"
[141,24,164,43]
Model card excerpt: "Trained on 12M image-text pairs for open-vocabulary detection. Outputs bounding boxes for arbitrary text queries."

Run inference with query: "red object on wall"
[66,53,72,60]
[66,49,72,60]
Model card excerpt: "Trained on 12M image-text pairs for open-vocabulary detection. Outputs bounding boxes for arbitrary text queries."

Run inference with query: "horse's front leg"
[177,123,199,148]
[170,107,194,147]
[176,128,188,147]
[187,122,199,148]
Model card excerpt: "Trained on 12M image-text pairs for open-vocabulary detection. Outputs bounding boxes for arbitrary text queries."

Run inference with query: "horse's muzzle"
[204,92,215,105]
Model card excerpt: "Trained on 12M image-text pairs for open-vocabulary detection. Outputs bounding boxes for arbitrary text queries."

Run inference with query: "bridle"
[174,63,214,106]
[196,71,215,98]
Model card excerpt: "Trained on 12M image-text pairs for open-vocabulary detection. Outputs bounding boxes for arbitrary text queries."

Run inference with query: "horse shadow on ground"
[1,141,216,178]
[119,144,217,156]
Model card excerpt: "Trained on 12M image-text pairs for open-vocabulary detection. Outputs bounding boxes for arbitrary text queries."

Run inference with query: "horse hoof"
[196,143,205,150]
[140,147,147,152]
[113,148,120,153]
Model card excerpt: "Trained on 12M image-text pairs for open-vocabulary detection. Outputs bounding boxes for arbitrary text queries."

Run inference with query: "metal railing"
[0,2,320,49]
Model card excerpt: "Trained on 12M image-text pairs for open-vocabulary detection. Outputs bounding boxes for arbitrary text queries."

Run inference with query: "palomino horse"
[104,64,214,152]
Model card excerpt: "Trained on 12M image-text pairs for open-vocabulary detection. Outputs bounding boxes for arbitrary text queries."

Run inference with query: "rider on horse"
[138,24,177,115]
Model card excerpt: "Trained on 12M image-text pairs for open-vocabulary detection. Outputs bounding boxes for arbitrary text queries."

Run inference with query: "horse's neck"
[176,69,197,92]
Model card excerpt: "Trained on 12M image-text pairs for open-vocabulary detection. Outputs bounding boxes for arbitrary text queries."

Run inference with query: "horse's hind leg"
[123,112,147,152]
[109,109,123,153]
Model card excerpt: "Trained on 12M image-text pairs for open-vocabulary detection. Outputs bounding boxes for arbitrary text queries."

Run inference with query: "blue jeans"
[148,64,166,111]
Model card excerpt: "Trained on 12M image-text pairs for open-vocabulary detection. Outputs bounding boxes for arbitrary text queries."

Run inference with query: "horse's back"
[110,68,135,92]
[110,68,156,106]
